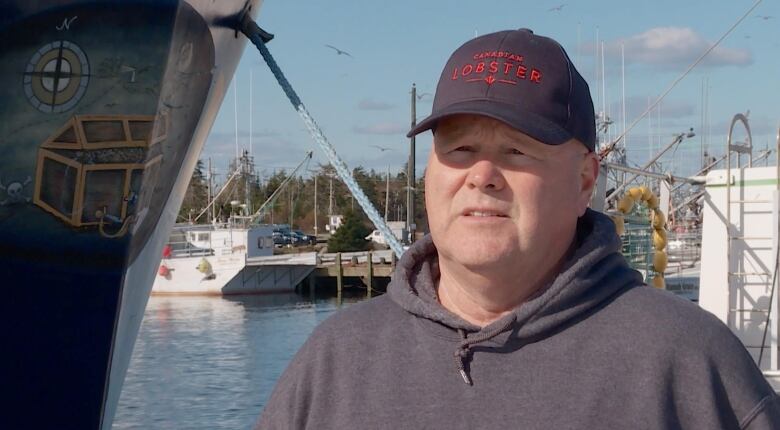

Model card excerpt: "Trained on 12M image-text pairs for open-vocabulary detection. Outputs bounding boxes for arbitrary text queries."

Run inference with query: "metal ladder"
[725,114,780,369]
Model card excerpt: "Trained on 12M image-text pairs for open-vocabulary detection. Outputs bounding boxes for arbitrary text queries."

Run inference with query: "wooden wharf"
[245,249,397,300]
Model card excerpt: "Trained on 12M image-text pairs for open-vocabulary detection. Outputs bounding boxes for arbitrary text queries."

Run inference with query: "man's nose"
[466,159,505,191]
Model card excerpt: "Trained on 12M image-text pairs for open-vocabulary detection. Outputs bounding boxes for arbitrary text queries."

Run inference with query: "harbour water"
[113,293,362,429]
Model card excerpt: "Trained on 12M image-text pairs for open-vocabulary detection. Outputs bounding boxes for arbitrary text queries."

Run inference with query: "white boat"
[152,215,319,295]
[151,217,304,295]
[599,112,780,390]
[698,140,780,390]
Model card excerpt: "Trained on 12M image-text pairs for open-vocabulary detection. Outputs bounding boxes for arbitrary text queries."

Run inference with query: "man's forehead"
[434,114,541,144]
[433,114,588,154]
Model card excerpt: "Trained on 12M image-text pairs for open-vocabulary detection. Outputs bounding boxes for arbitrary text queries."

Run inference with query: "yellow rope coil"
[612,186,667,289]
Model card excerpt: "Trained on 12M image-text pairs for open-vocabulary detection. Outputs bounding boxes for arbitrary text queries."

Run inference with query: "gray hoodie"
[256,209,780,429]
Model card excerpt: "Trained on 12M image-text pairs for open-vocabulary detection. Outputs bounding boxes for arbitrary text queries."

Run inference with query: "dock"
[245,249,397,300]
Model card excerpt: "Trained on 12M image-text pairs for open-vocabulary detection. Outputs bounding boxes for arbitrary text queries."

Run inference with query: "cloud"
[353,122,407,135]
[586,27,752,69]
[358,99,396,110]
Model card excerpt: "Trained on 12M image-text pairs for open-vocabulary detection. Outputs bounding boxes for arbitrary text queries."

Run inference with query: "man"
[256,29,780,429]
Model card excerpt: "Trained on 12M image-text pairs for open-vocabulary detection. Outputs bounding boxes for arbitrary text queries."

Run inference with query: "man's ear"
[578,152,599,215]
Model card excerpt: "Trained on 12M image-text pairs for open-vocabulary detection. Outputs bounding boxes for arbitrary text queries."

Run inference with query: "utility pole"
[328,176,333,217]
[385,164,390,221]
[289,186,294,228]
[271,168,275,225]
[407,83,417,244]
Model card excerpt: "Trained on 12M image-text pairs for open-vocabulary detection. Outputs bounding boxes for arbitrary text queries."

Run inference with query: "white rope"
[243,21,405,258]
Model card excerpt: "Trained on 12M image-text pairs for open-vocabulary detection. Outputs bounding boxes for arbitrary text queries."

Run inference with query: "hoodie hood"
[387,209,643,384]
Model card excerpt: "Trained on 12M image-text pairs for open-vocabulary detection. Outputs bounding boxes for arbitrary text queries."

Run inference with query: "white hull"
[151,225,316,295]
[698,165,780,391]
[154,252,247,295]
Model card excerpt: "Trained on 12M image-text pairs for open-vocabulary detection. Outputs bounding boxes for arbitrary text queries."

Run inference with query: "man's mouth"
[462,209,508,217]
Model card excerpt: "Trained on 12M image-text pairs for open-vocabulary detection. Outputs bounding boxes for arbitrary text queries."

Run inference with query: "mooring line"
[239,17,405,258]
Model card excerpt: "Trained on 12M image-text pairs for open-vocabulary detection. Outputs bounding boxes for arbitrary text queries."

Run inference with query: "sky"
[202,0,780,182]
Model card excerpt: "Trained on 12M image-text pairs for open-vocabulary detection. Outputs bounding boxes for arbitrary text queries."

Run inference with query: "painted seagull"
[548,4,566,12]
[325,44,353,58]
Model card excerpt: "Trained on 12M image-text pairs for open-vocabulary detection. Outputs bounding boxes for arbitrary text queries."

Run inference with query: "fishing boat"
[602,112,780,391]
[151,150,320,296]
[697,116,780,390]
[151,217,320,295]
[0,1,263,428]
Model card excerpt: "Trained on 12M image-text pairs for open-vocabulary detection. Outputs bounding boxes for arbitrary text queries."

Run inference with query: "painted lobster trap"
[33,114,166,227]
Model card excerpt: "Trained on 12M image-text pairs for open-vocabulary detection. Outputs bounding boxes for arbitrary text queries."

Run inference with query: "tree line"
[178,158,428,236]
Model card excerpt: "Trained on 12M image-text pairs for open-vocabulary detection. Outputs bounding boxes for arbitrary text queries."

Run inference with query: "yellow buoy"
[617,195,635,214]
[197,258,213,275]
[639,186,651,201]
[653,229,667,250]
[652,210,666,229]
[646,193,659,209]
[612,215,625,235]
[653,250,668,273]
[651,275,665,289]
[627,187,643,201]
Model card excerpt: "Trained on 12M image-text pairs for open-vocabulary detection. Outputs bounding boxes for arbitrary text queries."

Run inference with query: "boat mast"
[207,158,213,223]
[250,68,253,157]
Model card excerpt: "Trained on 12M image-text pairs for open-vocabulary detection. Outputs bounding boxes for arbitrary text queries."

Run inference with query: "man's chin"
[445,247,515,271]
[433,231,520,263]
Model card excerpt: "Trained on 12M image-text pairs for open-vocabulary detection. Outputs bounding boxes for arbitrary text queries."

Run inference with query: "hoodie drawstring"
[453,315,517,385]
[454,329,472,385]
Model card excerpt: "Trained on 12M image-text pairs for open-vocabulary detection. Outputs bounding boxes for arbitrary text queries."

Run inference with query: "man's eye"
[509,148,525,155]
[453,146,473,152]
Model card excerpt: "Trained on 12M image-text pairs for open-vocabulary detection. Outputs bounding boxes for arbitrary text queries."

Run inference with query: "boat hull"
[0,1,260,428]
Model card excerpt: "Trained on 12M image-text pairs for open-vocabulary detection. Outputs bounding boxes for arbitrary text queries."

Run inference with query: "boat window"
[198,233,210,241]
[258,237,273,248]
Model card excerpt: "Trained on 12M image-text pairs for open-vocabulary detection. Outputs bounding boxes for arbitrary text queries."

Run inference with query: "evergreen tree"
[178,159,208,223]
[352,166,379,221]
[327,209,371,252]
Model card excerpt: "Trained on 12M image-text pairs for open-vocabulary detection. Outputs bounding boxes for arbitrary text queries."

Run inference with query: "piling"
[336,252,342,305]
[367,251,373,298]
[308,272,316,301]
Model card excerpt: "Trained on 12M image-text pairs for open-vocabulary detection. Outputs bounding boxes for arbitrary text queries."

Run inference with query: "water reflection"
[114,293,362,429]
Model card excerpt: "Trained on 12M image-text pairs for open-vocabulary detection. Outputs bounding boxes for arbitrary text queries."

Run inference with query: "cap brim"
[406,99,573,146]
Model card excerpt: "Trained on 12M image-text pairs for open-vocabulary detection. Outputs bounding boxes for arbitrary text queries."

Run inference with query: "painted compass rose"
[23,40,90,113]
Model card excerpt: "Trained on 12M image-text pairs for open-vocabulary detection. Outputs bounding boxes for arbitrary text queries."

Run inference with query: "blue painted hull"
[0,1,259,428]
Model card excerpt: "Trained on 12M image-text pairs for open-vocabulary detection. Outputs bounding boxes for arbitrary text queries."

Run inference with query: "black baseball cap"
[408,29,596,152]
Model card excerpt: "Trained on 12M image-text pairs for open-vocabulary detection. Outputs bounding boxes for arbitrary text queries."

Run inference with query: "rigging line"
[599,0,763,160]
[250,151,313,223]
[758,232,780,367]
[240,17,405,258]
[193,166,243,223]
